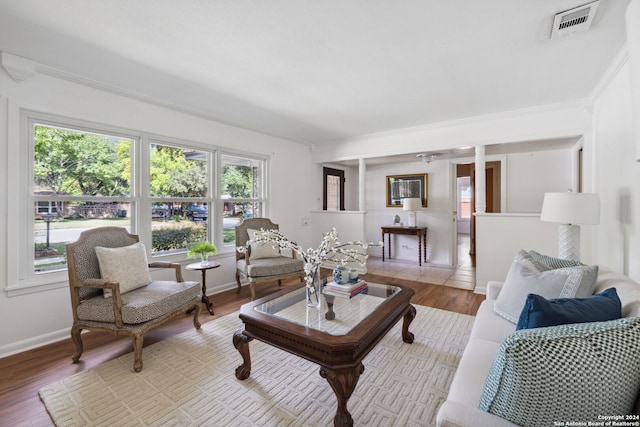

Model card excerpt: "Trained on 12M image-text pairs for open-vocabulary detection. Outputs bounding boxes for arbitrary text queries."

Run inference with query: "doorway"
[452,161,501,267]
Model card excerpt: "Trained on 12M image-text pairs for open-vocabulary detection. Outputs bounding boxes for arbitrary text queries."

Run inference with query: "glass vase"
[199,253,209,267]
[306,269,322,309]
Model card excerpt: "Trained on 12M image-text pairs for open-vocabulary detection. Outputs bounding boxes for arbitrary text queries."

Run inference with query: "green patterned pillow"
[528,250,584,269]
[479,318,640,427]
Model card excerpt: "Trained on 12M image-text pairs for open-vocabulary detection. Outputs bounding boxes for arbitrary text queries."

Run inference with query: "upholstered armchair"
[235,218,305,300]
[66,226,201,372]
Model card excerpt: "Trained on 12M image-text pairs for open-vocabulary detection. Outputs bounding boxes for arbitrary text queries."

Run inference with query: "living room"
[1,1,640,425]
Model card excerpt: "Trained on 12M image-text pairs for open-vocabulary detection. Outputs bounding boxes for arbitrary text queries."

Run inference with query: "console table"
[381,226,428,266]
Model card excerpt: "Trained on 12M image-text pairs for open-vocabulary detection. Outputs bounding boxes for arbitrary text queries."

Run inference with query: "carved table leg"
[233,328,253,380]
[402,304,416,343]
[201,270,214,315]
[319,363,365,427]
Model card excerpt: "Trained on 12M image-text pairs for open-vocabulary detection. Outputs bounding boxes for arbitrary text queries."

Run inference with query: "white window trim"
[6,108,270,296]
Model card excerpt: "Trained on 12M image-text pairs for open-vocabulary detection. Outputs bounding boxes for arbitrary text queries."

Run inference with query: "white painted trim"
[0,327,69,359]
[589,44,629,102]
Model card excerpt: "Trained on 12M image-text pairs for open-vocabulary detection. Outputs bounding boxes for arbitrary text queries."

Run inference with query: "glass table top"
[253,282,401,336]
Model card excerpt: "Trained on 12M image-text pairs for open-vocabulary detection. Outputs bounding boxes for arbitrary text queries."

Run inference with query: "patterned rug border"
[40,305,474,427]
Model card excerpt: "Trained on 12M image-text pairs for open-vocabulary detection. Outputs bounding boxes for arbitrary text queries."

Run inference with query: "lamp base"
[407,211,417,228]
[558,224,580,261]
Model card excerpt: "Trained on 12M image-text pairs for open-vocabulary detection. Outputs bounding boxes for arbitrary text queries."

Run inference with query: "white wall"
[505,150,573,213]
[475,214,559,293]
[0,69,314,356]
[592,59,640,281]
[312,102,591,164]
[365,160,452,265]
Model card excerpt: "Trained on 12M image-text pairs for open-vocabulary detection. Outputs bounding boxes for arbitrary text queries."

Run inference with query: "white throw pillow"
[247,228,281,260]
[493,250,598,323]
[95,242,153,298]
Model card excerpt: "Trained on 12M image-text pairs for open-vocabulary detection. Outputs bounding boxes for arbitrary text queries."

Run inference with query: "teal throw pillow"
[479,318,640,427]
[516,287,622,330]
[528,250,584,269]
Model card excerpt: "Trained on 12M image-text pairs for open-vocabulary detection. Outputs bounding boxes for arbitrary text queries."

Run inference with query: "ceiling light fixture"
[416,153,439,163]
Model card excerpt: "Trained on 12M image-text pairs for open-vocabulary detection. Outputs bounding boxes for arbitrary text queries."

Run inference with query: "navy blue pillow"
[516,287,622,331]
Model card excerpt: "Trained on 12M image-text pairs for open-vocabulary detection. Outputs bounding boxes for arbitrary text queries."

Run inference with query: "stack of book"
[323,280,368,298]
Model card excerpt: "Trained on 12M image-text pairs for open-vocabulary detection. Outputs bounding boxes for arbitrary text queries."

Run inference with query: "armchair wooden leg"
[250,283,256,300]
[132,334,144,373]
[236,271,242,294]
[71,325,83,363]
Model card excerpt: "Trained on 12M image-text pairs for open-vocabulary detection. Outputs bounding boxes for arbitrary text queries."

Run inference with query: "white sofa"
[436,266,640,427]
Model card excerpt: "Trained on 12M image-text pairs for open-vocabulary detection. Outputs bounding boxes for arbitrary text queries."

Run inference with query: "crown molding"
[588,44,629,102]
[1,52,36,82]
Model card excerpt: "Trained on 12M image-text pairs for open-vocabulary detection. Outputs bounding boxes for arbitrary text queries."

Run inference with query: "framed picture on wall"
[386,174,428,207]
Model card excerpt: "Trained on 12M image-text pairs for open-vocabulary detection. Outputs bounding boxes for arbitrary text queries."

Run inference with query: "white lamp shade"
[540,192,600,225]
[402,197,422,211]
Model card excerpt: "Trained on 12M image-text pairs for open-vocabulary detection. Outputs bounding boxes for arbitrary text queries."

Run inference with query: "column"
[358,158,366,212]
[475,146,486,214]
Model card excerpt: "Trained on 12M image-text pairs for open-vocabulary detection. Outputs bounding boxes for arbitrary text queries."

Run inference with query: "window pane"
[221,154,261,199]
[34,124,132,197]
[151,201,208,255]
[222,202,262,244]
[34,201,131,273]
[326,175,340,211]
[150,144,208,198]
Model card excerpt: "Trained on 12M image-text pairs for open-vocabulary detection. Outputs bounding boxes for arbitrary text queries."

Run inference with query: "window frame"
[219,151,268,248]
[7,110,269,296]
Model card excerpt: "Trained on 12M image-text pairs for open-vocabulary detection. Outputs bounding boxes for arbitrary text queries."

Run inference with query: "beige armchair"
[235,218,305,300]
[66,226,201,372]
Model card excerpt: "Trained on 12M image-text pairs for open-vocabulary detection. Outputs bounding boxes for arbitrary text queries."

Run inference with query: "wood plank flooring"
[0,274,485,427]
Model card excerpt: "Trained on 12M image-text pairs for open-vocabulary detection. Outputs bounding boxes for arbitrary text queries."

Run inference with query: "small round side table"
[186,261,221,315]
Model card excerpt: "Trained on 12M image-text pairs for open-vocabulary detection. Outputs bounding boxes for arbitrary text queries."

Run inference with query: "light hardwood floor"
[0,266,484,426]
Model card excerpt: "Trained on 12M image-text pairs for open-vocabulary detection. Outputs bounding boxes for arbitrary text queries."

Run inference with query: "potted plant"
[188,242,218,266]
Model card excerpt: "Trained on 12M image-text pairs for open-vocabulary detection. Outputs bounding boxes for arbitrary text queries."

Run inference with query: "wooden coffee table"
[233,282,416,427]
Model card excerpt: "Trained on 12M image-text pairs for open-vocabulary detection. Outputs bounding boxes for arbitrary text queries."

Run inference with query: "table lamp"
[540,191,600,261]
[402,197,422,228]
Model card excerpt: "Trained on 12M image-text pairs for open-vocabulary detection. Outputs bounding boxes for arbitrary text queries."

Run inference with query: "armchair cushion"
[247,228,281,260]
[76,280,200,324]
[238,256,304,278]
[95,242,152,298]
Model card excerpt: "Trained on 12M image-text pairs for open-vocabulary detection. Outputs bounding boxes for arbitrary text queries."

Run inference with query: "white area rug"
[39,305,474,426]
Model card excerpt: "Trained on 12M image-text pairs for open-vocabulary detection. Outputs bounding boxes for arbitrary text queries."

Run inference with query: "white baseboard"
[0,328,70,359]
[474,285,487,295]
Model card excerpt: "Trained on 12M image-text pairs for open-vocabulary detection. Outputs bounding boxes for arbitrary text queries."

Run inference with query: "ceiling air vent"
[551,1,599,39]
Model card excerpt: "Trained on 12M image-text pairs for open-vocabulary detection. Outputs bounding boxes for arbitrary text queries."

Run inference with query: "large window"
[11,111,268,293]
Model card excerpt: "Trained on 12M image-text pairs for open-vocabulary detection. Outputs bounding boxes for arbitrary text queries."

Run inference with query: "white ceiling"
[0,0,630,146]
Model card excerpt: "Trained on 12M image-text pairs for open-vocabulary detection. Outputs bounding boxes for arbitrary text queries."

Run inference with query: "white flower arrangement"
[239,227,382,289]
